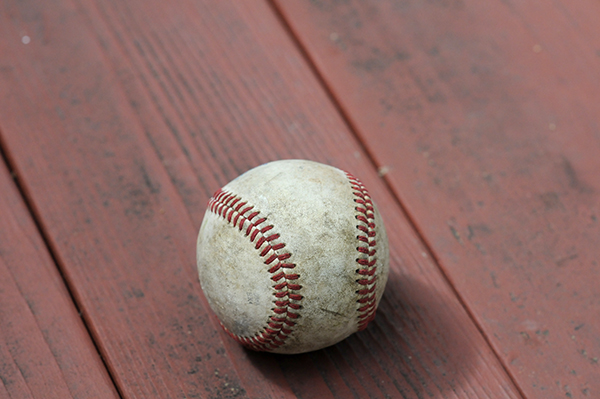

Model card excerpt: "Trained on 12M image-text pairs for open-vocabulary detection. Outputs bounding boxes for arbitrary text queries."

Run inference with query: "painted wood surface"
[275,0,600,397]
[4,0,596,397]
[0,155,119,397]
[0,0,526,398]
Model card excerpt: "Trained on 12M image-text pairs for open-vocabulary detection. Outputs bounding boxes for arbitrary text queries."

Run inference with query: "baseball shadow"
[244,270,480,397]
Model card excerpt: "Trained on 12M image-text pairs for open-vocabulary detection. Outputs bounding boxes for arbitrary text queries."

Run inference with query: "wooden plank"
[0,157,119,397]
[274,0,600,397]
[0,0,521,397]
[0,1,256,397]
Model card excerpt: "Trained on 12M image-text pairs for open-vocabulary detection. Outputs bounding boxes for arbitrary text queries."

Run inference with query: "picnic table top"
[1,1,599,398]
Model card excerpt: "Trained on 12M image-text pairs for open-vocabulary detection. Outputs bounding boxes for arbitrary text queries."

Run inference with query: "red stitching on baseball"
[346,172,379,331]
[208,188,302,352]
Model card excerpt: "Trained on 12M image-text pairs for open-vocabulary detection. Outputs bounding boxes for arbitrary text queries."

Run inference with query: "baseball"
[196,160,389,354]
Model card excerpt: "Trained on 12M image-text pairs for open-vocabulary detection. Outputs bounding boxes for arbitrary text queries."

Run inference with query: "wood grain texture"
[0,0,522,397]
[275,0,600,397]
[0,158,119,398]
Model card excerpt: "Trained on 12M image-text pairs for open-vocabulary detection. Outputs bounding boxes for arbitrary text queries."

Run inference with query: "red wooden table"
[1,1,598,398]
